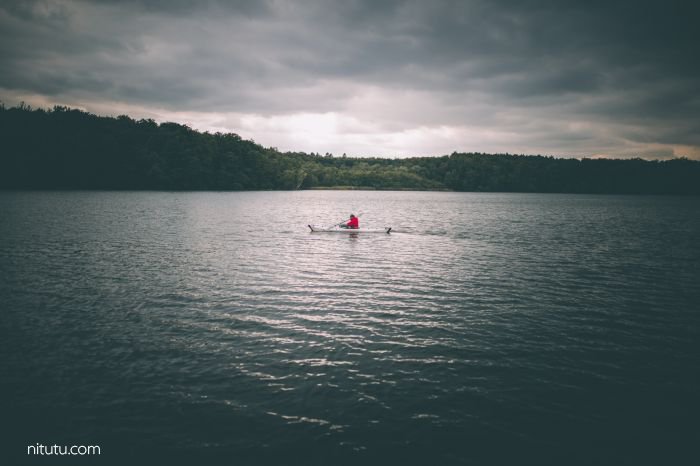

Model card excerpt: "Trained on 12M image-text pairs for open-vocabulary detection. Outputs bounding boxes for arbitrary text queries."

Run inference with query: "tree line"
[1,104,698,194]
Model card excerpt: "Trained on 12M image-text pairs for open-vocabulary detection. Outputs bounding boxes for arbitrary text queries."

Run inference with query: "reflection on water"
[1,191,699,465]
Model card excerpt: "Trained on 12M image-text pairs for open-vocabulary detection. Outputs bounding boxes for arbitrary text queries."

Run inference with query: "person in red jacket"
[342,214,359,229]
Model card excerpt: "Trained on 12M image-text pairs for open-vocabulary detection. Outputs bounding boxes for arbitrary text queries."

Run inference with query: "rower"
[341,214,359,229]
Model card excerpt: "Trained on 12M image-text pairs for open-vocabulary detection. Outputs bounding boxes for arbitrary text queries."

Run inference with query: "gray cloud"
[1,0,699,158]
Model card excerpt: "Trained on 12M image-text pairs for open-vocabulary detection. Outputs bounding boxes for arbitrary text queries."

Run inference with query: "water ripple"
[2,191,699,464]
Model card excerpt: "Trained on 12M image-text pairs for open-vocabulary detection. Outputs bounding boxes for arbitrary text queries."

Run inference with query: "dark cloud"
[1,0,699,157]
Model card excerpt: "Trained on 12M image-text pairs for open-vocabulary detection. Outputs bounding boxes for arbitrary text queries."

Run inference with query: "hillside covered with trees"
[1,104,698,194]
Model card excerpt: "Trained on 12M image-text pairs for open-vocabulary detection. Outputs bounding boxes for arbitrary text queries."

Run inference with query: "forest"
[1,104,699,194]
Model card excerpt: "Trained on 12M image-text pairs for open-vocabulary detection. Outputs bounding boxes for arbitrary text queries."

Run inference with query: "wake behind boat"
[308,225,392,234]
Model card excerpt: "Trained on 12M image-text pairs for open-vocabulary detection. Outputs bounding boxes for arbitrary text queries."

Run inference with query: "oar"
[329,216,352,228]
[329,218,348,228]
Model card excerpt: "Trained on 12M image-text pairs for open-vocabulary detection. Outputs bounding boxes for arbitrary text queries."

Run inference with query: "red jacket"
[346,216,359,229]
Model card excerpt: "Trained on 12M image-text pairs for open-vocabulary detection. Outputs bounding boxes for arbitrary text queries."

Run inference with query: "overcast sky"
[1,0,699,159]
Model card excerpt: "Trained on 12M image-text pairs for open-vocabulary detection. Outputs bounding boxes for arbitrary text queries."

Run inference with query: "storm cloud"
[1,0,699,158]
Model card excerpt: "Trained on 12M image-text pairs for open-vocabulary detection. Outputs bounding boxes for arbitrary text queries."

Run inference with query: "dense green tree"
[1,105,698,194]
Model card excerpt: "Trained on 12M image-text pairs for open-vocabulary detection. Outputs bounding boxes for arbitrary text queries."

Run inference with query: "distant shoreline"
[307,186,452,191]
[2,188,699,197]
[3,105,699,195]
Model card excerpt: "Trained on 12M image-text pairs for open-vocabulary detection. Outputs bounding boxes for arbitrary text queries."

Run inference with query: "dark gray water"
[1,191,699,465]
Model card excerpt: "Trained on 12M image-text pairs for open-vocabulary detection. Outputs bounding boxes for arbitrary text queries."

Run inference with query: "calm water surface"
[1,191,699,465]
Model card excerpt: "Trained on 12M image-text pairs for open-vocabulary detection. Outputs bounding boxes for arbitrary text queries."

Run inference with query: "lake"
[1,191,698,465]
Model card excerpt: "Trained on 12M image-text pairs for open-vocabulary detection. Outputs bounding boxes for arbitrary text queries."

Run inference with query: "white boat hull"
[308,225,392,234]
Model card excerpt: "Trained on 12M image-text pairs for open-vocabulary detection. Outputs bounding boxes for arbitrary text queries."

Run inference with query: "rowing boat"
[308,225,392,234]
